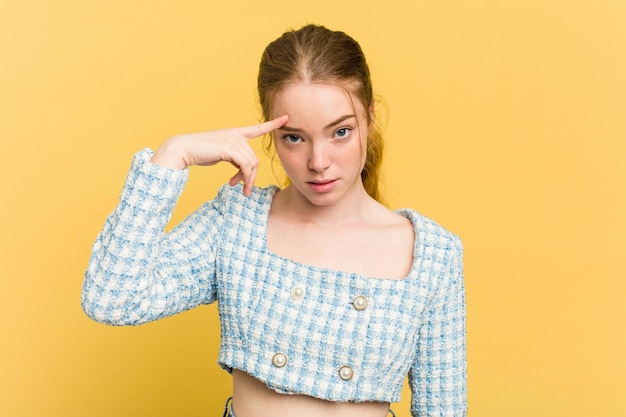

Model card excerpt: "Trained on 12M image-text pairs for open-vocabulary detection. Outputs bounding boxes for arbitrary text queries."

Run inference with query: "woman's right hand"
[150,115,288,196]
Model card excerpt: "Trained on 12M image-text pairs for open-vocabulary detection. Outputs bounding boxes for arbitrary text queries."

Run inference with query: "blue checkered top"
[82,149,467,417]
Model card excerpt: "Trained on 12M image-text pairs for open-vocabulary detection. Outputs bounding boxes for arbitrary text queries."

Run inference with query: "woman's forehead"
[271,82,366,119]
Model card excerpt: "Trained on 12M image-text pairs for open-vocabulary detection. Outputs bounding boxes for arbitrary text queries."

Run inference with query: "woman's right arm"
[81,116,288,326]
[81,149,222,325]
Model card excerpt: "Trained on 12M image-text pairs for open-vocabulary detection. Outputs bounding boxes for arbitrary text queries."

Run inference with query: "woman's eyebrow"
[278,114,356,132]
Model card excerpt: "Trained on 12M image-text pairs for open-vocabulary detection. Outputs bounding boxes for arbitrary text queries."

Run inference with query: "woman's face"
[271,81,370,207]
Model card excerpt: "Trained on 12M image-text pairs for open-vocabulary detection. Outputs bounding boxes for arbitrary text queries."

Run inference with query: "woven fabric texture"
[82,149,467,417]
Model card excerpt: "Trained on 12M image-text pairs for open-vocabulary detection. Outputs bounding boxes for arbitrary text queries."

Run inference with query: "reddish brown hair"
[258,24,385,204]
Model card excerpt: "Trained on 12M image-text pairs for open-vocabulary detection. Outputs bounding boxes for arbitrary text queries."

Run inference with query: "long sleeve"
[408,243,467,417]
[81,149,222,326]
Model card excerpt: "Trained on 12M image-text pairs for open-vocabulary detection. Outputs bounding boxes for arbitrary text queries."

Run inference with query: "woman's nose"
[308,143,331,172]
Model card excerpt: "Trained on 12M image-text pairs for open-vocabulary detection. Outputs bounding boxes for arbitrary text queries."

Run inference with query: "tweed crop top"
[82,149,467,417]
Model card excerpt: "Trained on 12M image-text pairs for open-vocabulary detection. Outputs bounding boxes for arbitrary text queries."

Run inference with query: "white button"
[272,352,287,368]
[353,295,368,311]
[290,286,305,300]
[339,365,353,381]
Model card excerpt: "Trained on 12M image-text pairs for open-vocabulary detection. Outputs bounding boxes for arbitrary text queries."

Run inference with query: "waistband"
[222,396,235,417]
[222,396,396,417]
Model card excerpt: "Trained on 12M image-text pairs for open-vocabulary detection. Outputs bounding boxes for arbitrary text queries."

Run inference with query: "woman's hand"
[151,115,288,196]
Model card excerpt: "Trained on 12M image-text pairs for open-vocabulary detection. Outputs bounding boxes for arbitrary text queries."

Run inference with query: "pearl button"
[339,365,354,381]
[290,286,305,300]
[353,295,368,311]
[272,352,287,368]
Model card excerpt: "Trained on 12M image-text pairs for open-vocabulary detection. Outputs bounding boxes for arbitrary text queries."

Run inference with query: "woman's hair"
[258,24,385,204]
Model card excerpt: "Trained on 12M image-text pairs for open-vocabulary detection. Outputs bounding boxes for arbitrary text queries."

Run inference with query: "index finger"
[239,115,289,140]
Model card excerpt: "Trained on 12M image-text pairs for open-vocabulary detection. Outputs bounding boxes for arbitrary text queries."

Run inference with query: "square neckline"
[257,185,423,282]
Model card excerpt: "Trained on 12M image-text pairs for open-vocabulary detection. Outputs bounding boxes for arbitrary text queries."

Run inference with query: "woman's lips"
[307,179,337,193]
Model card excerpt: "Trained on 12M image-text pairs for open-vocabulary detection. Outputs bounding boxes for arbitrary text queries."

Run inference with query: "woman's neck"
[273,182,376,228]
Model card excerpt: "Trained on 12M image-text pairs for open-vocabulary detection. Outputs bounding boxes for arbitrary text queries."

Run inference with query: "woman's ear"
[368,102,376,125]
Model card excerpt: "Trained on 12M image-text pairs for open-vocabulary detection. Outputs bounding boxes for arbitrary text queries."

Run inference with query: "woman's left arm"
[408,241,467,417]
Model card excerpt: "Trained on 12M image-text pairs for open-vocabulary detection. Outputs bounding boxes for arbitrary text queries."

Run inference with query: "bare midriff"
[231,369,391,417]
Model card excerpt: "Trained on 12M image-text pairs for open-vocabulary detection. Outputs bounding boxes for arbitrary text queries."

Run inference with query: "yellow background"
[1,0,624,416]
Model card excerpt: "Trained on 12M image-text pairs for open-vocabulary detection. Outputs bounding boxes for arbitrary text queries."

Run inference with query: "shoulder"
[399,208,463,254]
[400,210,464,294]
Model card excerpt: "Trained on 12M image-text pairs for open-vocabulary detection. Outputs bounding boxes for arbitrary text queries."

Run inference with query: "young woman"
[82,24,466,417]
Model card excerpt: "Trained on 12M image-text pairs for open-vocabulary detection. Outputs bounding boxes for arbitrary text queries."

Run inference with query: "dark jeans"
[221,396,396,417]
[222,396,235,417]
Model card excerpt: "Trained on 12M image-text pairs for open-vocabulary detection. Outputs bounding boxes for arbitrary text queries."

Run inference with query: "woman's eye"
[335,127,352,139]
[283,134,302,143]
